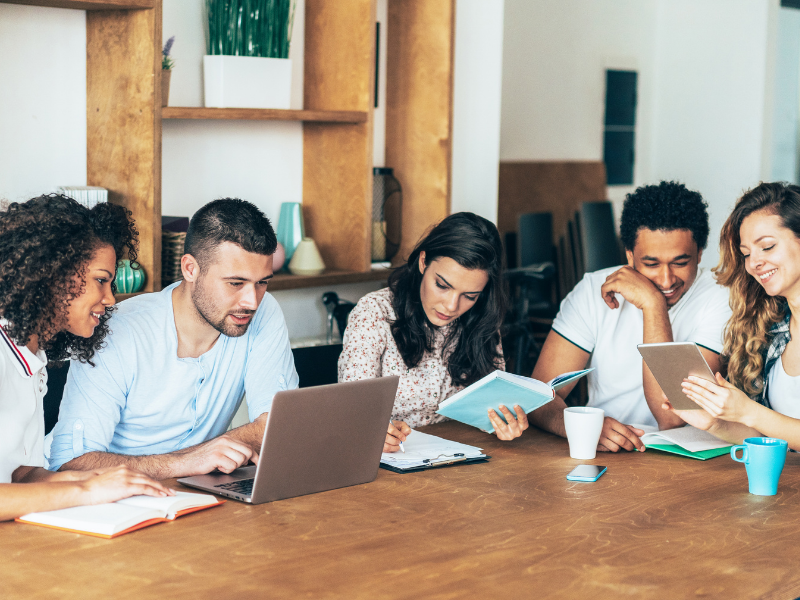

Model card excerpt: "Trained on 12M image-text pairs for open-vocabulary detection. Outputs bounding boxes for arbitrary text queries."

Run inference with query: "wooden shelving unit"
[4,0,456,293]
[162,107,367,124]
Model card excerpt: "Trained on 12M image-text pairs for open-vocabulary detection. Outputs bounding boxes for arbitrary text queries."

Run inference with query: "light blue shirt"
[48,283,298,471]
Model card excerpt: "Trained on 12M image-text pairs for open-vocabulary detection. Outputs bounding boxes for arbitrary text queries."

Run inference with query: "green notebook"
[640,426,733,461]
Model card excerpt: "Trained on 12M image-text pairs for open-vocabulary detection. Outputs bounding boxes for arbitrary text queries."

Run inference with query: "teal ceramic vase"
[116,259,146,293]
[276,202,305,267]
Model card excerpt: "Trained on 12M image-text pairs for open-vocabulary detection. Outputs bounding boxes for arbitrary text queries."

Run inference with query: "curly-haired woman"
[673,182,800,449]
[338,212,528,452]
[0,194,171,521]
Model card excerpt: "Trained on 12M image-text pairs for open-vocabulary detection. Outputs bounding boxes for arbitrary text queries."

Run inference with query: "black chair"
[43,361,69,435]
[578,201,623,272]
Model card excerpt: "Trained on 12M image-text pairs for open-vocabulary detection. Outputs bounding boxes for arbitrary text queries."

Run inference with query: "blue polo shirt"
[47,283,298,471]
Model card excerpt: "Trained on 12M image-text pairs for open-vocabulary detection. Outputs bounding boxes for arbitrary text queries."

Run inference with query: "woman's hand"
[662,398,720,431]
[384,420,411,453]
[680,372,757,426]
[488,404,529,440]
[79,466,174,505]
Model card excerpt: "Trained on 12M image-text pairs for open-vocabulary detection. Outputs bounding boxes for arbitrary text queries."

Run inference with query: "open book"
[640,426,733,460]
[17,492,224,539]
[436,369,593,433]
[380,429,487,472]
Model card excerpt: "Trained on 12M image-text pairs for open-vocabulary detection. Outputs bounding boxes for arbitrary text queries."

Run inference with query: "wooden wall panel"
[87,3,161,291]
[386,0,454,262]
[303,0,375,272]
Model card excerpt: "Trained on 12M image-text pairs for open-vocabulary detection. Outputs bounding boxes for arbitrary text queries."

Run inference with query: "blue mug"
[730,437,788,496]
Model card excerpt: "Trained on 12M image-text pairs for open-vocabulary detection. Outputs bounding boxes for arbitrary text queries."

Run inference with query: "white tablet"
[637,342,716,411]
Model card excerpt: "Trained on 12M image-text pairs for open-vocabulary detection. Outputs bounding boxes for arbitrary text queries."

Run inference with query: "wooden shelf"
[162,107,368,124]
[269,268,392,291]
[0,0,154,10]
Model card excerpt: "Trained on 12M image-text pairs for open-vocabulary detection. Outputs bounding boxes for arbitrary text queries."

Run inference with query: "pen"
[390,420,405,453]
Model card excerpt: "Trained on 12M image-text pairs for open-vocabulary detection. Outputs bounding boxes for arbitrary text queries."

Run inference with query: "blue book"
[436,369,594,433]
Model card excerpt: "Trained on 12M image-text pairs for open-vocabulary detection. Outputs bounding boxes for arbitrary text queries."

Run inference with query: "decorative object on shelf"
[116,259,146,294]
[288,238,325,276]
[161,216,189,287]
[276,202,304,266]
[57,186,107,209]
[272,241,286,272]
[204,0,295,109]
[371,168,402,262]
[162,35,175,108]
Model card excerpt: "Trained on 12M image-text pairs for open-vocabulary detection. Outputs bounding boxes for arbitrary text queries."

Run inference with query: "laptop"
[178,376,399,504]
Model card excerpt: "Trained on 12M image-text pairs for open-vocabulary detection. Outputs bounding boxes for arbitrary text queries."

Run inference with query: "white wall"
[0,4,86,203]
[769,6,800,183]
[500,0,781,268]
[450,0,505,223]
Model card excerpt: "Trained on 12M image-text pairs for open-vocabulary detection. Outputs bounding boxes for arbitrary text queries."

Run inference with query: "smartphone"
[566,465,607,482]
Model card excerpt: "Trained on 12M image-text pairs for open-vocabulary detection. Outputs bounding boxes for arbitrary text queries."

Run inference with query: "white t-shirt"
[0,321,48,483]
[767,355,800,419]
[551,267,731,428]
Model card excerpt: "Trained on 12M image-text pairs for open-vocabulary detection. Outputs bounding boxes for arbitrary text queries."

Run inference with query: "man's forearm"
[641,305,684,429]
[60,451,182,480]
[226,413,268,452]
[529,396,569,438]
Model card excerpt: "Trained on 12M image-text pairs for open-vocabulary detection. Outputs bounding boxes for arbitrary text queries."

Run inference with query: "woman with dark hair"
[671,182,800,449]
[0,194,171,520]
[338,212,528,452]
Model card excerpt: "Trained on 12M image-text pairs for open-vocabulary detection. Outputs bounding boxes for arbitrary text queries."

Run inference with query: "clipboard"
[379,454,491,473]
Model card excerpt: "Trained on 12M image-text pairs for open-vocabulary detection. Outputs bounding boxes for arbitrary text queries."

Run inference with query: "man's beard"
[191,279,254,338]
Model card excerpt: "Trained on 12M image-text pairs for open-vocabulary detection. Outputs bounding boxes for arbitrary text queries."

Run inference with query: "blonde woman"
[669,182,800,449]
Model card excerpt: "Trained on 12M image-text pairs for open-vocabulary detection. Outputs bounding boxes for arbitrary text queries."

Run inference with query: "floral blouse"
[338,288,504,428]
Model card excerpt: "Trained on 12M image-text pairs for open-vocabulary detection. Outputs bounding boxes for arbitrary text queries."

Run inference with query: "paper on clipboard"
[380,429,486,470]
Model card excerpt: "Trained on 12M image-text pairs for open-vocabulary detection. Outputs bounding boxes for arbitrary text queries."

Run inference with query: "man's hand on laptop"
[597,417,645,453]
[177,434,259,476]
[600,266,665,312]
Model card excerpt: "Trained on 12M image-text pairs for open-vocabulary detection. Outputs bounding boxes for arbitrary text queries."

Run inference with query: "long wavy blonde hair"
[716,182,800,396]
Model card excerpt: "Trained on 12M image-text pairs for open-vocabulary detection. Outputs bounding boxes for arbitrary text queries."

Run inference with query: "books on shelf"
[640,426,733,460]
[436,369,593,433]
[57,186,108,209]
[17,492,223,539]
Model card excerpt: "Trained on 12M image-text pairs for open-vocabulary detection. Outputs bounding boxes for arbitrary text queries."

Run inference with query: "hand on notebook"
[385,420,412,453]
[487,404,529,440]
[177,434,259,476]
[597,417,645,452]
[80,466,174,505]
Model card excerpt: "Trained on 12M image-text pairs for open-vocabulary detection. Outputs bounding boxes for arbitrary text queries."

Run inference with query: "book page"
[118,492,218,518]
[19,504,161,536]
[641,426,732,452]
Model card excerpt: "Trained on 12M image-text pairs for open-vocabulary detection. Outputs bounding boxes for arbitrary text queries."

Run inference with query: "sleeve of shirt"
[338,294,388,382]
[550,271,599,354]
[243,293,299,420]
[47,334,130,471]
[689,281,732,354]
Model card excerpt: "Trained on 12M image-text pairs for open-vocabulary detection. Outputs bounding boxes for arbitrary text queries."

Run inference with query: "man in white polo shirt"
[529,181,731,452]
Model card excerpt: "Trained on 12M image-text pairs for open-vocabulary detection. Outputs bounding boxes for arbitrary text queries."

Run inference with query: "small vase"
[276,202,305,266]
[288,238,325,276]
[203,55,292,109]
[116,259,146,294]
[161,69,172,108]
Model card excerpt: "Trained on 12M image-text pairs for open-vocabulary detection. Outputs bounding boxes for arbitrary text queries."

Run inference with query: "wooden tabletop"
[3,422,800,599]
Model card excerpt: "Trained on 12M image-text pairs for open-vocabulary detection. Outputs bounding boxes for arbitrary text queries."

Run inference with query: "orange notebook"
[16,492,224,539]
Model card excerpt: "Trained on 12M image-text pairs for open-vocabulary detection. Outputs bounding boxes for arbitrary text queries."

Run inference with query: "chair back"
[578,201,623,273]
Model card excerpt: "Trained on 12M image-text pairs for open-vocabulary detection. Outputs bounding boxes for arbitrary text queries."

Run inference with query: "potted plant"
[203,0,296,109]
[162,36,175,107]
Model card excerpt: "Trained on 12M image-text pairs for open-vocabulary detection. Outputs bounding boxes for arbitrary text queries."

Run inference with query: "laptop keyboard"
[214,479,254,496]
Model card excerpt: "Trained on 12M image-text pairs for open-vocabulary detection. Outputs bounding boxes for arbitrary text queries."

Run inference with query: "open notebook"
[380,429,488,473]
[640,425,733,460]
[17,492,224,538]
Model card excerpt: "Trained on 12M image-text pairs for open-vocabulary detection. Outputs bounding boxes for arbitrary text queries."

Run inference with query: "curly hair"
[0,194,138,365]
[388,212,506,386]
[716,182,799,397]
[620,181,709,251]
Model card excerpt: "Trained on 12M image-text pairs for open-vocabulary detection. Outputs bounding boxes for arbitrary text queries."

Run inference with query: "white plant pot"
[203,55,292,109]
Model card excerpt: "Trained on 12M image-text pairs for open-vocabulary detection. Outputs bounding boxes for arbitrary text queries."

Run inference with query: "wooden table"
[4,422,800,599]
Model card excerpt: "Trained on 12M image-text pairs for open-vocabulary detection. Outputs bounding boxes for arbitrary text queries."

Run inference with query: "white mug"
[564,407,605,460]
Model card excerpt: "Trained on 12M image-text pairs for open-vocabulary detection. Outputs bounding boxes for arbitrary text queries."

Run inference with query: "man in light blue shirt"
[48,198,298,479]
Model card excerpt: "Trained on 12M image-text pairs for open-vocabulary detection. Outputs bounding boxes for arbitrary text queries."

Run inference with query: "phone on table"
[566,465,607,482]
